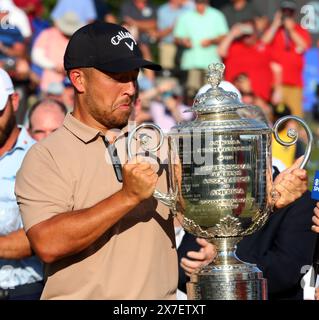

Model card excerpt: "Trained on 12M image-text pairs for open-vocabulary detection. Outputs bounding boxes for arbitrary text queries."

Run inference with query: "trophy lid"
[170,62,270,134]
[191,63,245,115]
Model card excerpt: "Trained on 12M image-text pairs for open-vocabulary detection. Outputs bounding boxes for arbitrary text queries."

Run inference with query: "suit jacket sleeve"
[236,191,317,299]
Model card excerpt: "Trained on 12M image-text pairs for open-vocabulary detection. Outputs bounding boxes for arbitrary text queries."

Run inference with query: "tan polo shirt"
[15,113,178,300]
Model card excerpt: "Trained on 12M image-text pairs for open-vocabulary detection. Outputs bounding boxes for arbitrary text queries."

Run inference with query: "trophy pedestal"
[187,263,267,300]
[186,238,268,300]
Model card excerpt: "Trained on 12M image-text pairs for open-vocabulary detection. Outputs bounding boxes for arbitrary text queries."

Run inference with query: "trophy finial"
[207,63,225,89]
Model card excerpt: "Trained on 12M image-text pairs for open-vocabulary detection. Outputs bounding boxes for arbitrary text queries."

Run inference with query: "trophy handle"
[272,115,313,169]
[127,123,177,209]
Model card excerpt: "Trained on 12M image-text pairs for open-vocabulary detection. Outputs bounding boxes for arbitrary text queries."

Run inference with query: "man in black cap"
[14,22,215,299]
[14,22,308,300]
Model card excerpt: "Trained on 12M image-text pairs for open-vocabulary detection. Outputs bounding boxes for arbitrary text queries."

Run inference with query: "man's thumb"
[285,155,304,173]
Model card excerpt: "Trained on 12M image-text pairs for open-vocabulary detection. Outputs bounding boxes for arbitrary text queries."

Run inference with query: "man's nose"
[125,80,137,96]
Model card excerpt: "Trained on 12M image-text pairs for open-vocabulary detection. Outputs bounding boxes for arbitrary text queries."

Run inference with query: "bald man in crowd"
[27,99,67,141]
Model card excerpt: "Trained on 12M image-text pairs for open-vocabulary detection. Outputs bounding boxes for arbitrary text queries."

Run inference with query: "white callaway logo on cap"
[111,31,137,51]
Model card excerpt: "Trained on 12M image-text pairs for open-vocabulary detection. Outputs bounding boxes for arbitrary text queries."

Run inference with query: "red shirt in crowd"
[13,0,43,23]
[224,40,273,101]
[270,24,312,88]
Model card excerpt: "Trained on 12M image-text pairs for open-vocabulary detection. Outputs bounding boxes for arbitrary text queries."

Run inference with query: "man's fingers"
[285,169,307,181]
[285,156,304,173]
[186,250,206,261]
[180,258,202,272]
[196,238,209,247]
[274,184,299,208]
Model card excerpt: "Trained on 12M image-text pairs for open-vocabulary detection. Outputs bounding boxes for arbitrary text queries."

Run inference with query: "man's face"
[195,1,208,13]
[281,8,295,19]
[29,103,66,141]
[82,68,138,130]
[0,96,16,147]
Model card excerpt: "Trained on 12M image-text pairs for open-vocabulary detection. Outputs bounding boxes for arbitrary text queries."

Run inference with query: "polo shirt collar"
[15,126,35,150]
[63,113,102,143]
[63,113,132,144]
[1,126,35,159]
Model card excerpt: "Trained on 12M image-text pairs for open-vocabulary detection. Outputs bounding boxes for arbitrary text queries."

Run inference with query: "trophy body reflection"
[128,63,313,300]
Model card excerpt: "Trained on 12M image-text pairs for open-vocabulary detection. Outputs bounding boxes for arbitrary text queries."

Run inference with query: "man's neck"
[169,1,179,9]
[72,107,108,134]
[0,126,20,158]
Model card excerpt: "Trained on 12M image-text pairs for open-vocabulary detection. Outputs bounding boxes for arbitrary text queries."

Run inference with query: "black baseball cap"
[280,0,297,10]
[64,22,161,72]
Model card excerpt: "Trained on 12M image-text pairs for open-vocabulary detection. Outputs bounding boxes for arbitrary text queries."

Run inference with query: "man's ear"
[10,92,20,113]
[68,69,86,93]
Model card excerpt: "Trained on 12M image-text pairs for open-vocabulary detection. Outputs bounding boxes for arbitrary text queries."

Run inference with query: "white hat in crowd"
[55,11,84,37]
[0,68,14,111]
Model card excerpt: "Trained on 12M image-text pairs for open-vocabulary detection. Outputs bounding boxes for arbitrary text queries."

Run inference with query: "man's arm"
[0,229,32,259]
[25,159,158,264]
[218,23,242,58]
[261,11,282,45]
[283,18,310,53]
[123,17,157,33]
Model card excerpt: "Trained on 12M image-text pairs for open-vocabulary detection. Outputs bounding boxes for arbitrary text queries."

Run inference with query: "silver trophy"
[128,63,313,300]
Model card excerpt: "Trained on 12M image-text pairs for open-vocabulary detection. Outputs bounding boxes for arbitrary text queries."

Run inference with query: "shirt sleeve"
[216,11,229,36]
[15,143,74,232]
[173,13,188,39]
[82,0,97,22]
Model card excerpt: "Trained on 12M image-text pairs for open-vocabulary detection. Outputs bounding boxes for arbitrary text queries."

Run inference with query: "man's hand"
[273,156,308,209]
[122,157,158,204]
[180,238,217,277]
[230,23,245,39]
[201,39,211,47]
[315,287,319,300]
[283,17,296,32]
[182,38,192,48]
[312,202,319,233]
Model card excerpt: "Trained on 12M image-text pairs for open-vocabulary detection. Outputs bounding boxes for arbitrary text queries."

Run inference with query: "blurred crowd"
[0,0,318,167]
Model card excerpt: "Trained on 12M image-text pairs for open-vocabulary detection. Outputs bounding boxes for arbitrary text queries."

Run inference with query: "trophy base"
[186,262,267,300]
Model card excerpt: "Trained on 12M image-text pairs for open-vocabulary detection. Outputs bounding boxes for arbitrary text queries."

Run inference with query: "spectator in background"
[0,0,32,39]
[31,12,83,93]
[51,0,97,25]
[149,79,193,133]
[221,0,260,28]
[262,0,312,118]
[43,82,65,102]
[27,98,67,142]
[154,0,191,76]
[13,0,44,29]
[93,0,117,23]
[218,20,275,103]
[0,68,43,300]
[120,0,158,64]
[0,6,30,85]
[173,0,228,102]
